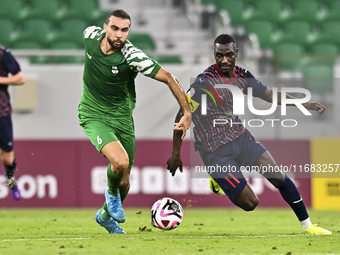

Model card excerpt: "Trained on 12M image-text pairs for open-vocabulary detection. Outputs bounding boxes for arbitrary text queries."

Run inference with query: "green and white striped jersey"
[78,26,161,119]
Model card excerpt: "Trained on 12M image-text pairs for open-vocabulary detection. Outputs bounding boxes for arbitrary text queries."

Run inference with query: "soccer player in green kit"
[78,9,191,234]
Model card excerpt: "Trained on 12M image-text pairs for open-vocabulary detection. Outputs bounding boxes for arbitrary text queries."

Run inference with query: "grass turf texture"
[0,208,339,255]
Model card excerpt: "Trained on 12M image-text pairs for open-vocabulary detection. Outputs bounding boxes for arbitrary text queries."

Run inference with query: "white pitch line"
[2,233,334,242]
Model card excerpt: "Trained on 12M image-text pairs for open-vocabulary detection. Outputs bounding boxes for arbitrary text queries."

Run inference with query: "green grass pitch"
[0,208,339,255]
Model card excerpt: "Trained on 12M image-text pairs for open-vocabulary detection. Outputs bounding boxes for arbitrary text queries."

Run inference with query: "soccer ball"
[151,197,183,230]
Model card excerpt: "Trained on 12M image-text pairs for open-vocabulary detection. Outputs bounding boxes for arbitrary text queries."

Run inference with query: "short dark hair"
[214,34,237,47]
[106,9,131,24]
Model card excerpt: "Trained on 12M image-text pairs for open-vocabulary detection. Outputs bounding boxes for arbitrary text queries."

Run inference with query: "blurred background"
[0,0,339,210]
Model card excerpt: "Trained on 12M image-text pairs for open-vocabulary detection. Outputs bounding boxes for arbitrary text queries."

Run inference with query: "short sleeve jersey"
[187,64,267,152]
[78,26,161,119]
[0,46,21,117]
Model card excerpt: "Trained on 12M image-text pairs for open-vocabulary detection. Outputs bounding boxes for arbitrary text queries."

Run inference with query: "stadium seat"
[302,64,333,93]
[0,0,27,22]
[61,0,105,23]
[49,42,80,49]
[201,0,219,6]
[128,33,156,51]
[152,55,183,64]
[24,0,62,22]
[310,43,338,56]
[51,19,88,48]
[272,21,314,47]
[12,41,43,49]
[309,43,338,66]
[93,18,105,28]
[217,0,246,26]
[0,19,18,47]
[321,21,340,45]
[242,0,283,25]
[281,0,321,23]
[93,11,110,28]
[11,41,51,64]
[280,0,299,7]
[317,0,340,23]
[17,19,54,48]
[273,43,305,70]
[49,42,84,64]
[284,21,313,38]
[244,20,275,48]
[311,21,340,47]
[242,0,257,7]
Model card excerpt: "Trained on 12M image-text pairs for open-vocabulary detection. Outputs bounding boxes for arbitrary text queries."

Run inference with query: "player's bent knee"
[241,198,259,211]
[271,177,286,188]
[111,160,129,177]
[267,174,286,188]
[116,163,129,173]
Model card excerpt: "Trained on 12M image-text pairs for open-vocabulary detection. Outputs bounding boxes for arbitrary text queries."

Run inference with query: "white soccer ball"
[151,197,183,230]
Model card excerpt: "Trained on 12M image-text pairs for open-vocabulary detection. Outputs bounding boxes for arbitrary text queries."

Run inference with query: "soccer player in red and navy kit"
[167,34,332,235]
[0,45,25,200]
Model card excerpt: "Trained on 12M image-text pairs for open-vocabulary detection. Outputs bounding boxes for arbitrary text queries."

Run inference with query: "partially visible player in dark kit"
[0,45,26,201]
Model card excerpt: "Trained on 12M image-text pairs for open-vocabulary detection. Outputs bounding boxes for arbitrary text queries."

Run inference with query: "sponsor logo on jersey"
[186,94,200,113]
[111,66,119,74]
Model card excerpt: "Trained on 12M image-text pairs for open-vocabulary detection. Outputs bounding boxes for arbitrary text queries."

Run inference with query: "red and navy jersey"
[0,46,21,117]
[187,64,267,152]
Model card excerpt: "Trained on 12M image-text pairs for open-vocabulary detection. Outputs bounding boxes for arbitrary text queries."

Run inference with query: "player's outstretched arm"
[301,102,325,117]
[154,67,191,139]
[260,88,326,117]
[166,109,184,176]
[0,71,25,85]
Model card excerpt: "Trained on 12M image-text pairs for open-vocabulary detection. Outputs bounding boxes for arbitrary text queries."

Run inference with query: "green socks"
[99,164,130,220]
[106,163,123,195]
[98,205,111,220]
[100,185,130,220]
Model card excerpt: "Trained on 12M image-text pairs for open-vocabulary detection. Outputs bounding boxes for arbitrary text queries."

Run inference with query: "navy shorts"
[199,129,267,202]
[0,115,14,152]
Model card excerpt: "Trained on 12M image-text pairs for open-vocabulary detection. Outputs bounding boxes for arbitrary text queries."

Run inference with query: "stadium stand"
[273,43,305,71]
[310,43,338,66]
[317,0,340,23]
[60,0,107,24]
[52,19,89,48]
[11,41,51,64]
[315,21,340,48]
[244,20,275,49]
[16,18,54,48]
[152,55,183,64]
[0,19,17,47]
[127,33,156,51]
[2,0,339,71]
[23,0,62,22]
[49,42,85,64]
[269,21,315,50]
[280,0,321,23]
[0,0,27,22]
[2,0,171,64]
[214,0,246,26]
[242,0,283,25]
[204,0,338,94]
[302,64,333,93]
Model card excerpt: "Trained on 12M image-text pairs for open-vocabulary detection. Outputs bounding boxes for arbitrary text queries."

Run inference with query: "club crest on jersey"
[111,66,119,74]
[188,88,195,97]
